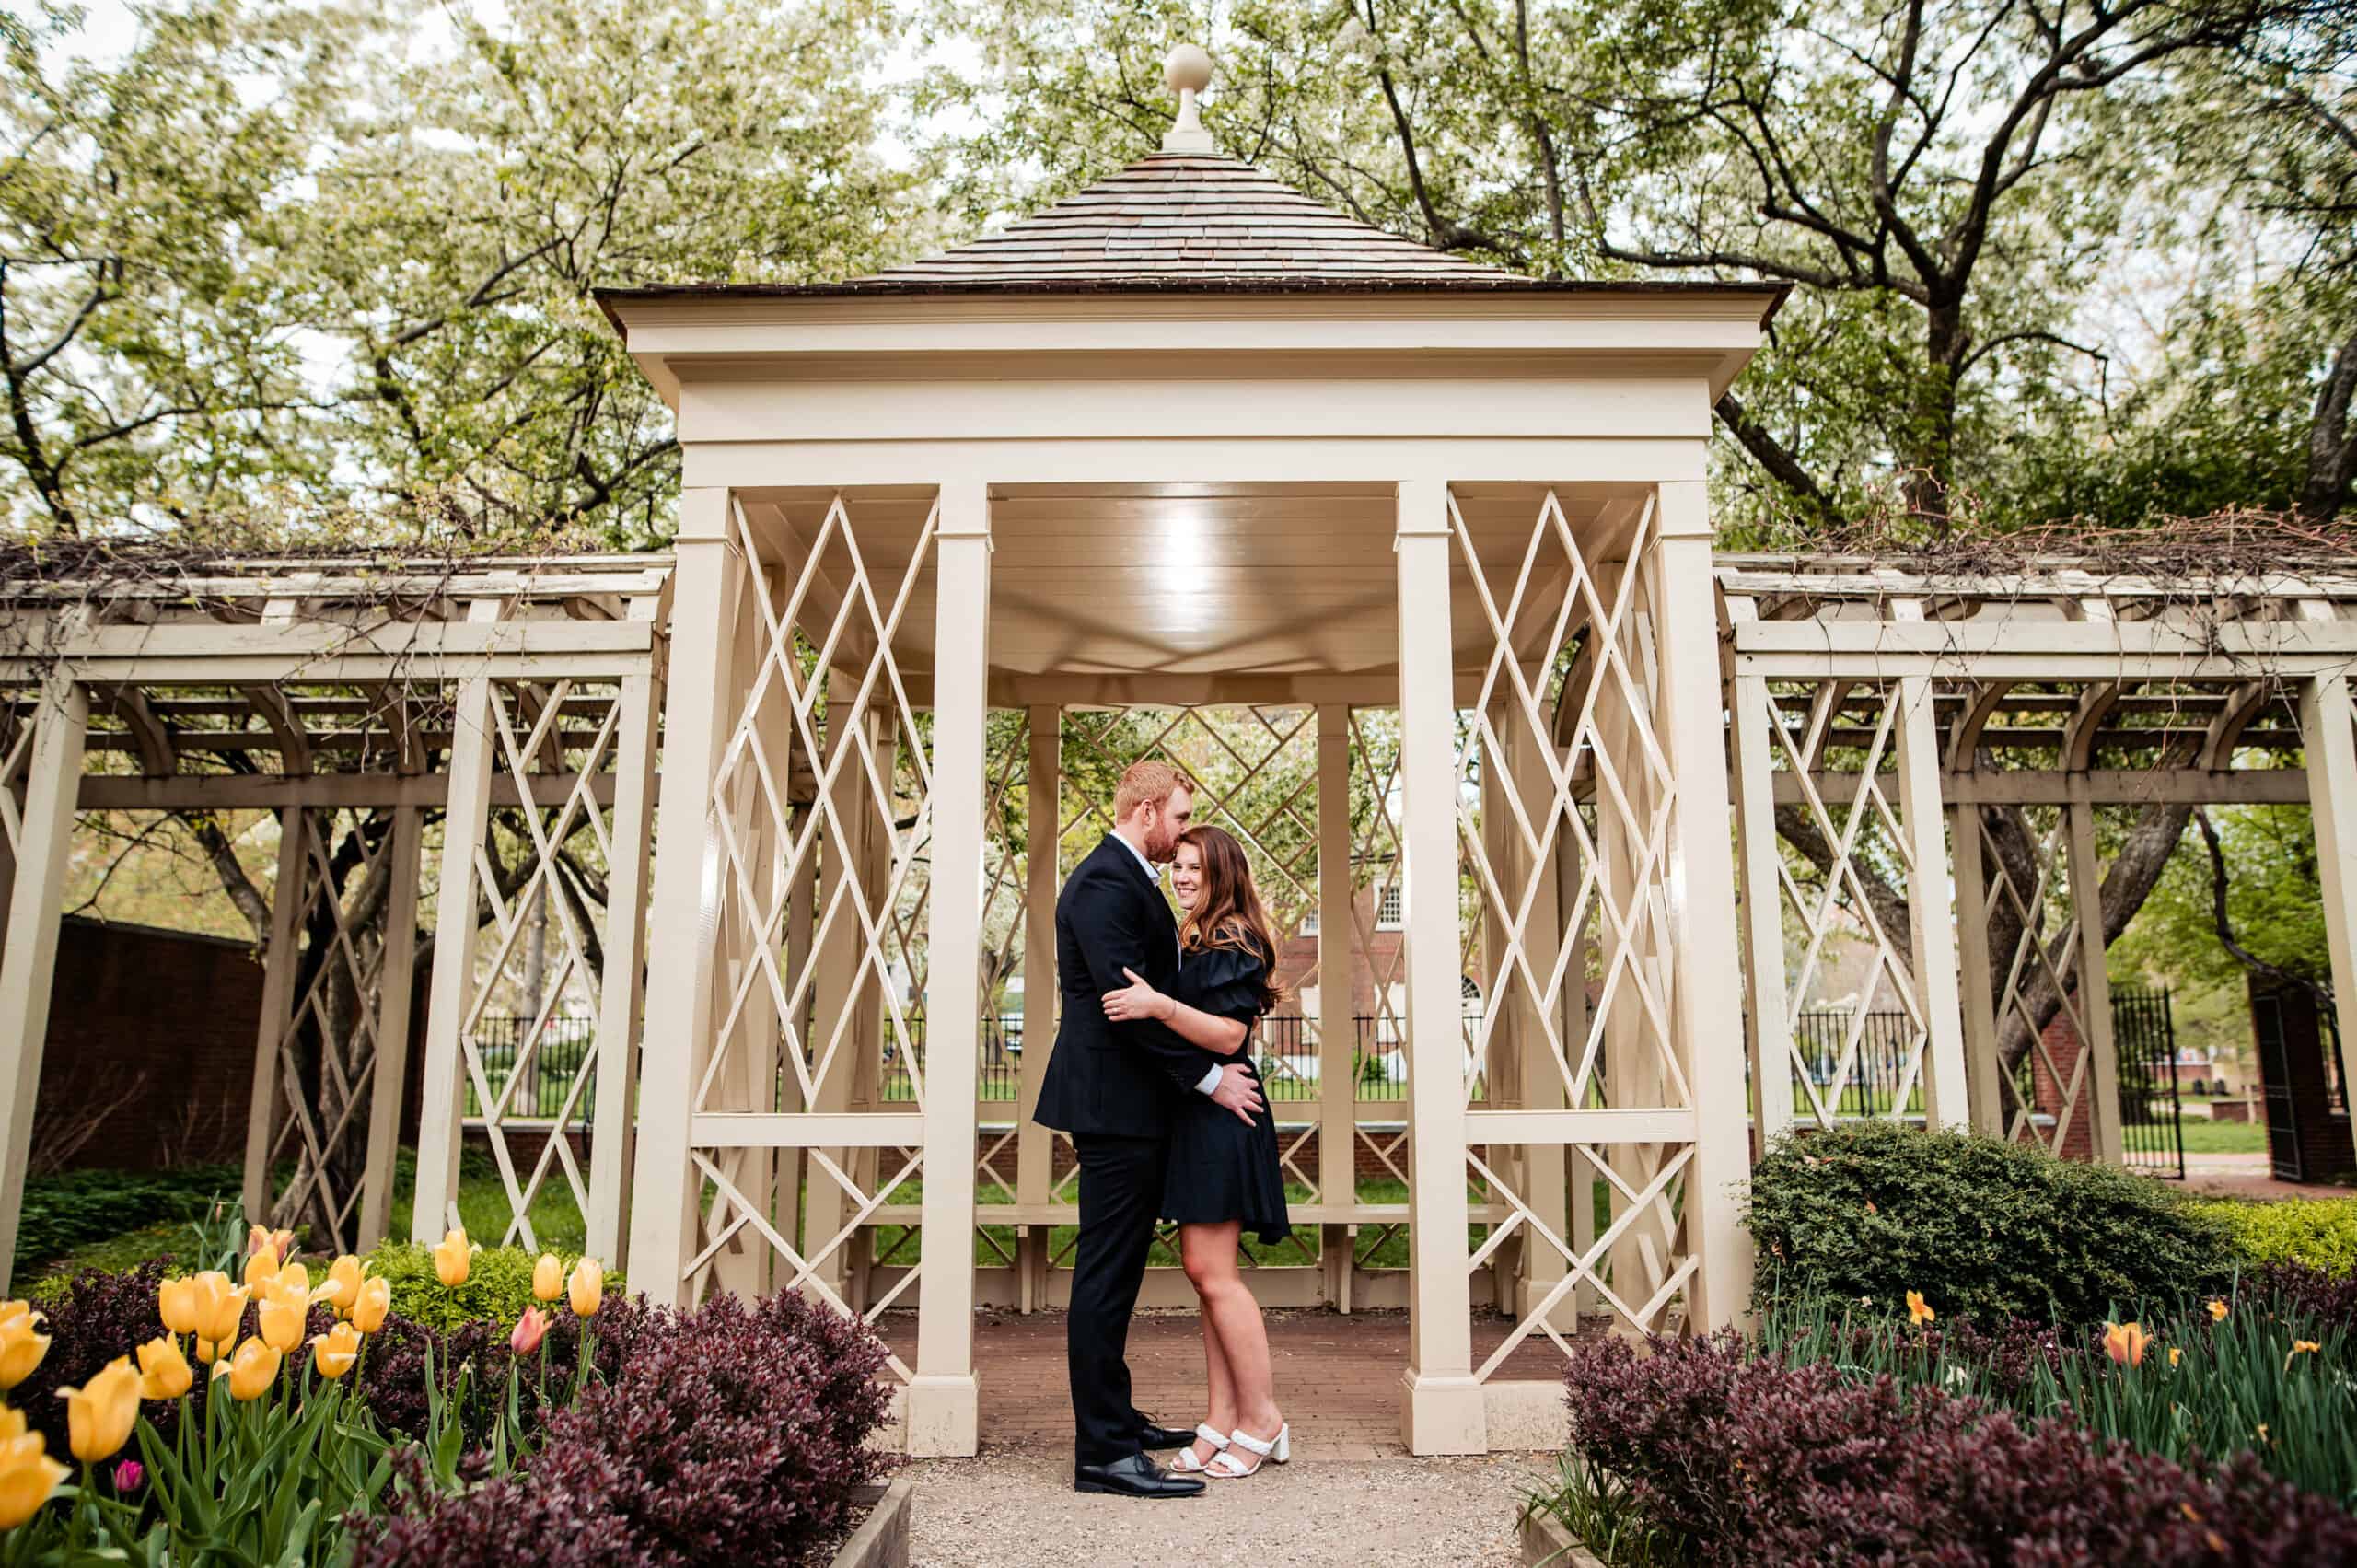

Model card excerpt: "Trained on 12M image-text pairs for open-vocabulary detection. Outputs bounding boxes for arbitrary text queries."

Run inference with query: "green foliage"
[2194,1199,2357,1278]
[1,0,914,543]
[918,0,2353,531]
[11,1166,238,1274]
[1522,1449,1686,1568]
[2113,804,2331,996]
[363,1240,621,1335]
[1743,1122,2234,1325]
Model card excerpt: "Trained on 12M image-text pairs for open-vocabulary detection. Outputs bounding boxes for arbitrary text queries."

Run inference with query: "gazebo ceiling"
[737,482,1640,684]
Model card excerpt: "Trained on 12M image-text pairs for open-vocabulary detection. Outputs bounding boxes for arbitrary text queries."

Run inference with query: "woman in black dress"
[1099,825,1291,1479]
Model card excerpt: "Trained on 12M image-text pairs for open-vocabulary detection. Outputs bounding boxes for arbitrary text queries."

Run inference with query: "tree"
[305,0,913,545]
[0,1,360,534]
[918,0,2331,533]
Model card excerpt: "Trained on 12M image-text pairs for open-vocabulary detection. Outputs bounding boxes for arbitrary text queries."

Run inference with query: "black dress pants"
[1067,1132,1169,1465]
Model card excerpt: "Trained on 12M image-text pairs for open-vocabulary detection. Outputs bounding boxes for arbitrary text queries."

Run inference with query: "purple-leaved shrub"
[1562,1332,2357,1565]
[351,1288,892,1567]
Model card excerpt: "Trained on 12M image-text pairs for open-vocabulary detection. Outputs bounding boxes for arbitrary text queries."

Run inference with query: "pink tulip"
[112,1459,144,1493]
[510,1307,549,1356]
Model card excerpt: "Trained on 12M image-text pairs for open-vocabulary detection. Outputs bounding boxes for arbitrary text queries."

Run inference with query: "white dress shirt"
[1108,833,1223,1096]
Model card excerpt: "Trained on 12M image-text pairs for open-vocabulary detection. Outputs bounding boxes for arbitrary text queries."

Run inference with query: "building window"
[1299,911,1319,935]
[1376,883,1404,929]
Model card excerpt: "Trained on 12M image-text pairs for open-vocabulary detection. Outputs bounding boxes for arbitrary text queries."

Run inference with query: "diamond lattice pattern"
[1448,489,1698,1356]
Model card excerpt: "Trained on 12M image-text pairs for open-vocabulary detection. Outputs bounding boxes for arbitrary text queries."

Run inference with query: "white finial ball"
[1164,43,1213,96]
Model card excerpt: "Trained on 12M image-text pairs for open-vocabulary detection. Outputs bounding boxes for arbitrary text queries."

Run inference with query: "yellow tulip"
[194,1338,218,1366]
[190,1273,248,1347]
[2207,1297,2229,1322]
[0,1409,65,1530]
[350,1276,391,1335]
[242,1242,279,1291]
[225,1339,280,1402]
[1905,1291,1935,1327]
[432,1228,473,1287]
[257,1280,309,1354]
[567,1257,603,1318]
[533,1254,563,1302]
[310,1322,360,1381]
[2169,1346,2183,1367]
[134,1336,192,1401]
[2103,1320,2151,1368]
[157,1276,200,1337]
[55,1356,139,1462]
[0,1306,49,1390]
[322,1255,366,1315]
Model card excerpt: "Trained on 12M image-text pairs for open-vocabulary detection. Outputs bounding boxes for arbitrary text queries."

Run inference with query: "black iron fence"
[876,1012,1454,1103]
[1788,1006,1925,1119]
[462,1016,598,1127]
[2114,985,2186,1179]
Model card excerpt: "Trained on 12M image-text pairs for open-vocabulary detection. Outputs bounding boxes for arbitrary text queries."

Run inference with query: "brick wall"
[2027,1008,2096,1163]
[38,918,266,1171]
[38,917,433,1175]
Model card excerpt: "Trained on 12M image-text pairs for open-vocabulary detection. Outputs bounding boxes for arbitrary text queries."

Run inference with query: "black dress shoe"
[1074,1453,1204,1498]
[1135,1423,1195,1451]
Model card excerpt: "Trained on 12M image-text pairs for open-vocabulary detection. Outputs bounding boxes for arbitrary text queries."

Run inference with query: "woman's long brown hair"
[1175,825,1285,1016]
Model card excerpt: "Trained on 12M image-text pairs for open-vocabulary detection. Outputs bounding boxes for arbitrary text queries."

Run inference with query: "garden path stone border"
[831,1478,913,1568]
[1518,1506,1607,1568]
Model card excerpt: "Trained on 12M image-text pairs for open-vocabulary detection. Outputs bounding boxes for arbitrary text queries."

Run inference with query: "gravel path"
[902,1446,1547,1567]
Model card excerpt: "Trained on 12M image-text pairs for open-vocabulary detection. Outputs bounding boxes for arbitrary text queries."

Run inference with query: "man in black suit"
[1034,759,1266,1497]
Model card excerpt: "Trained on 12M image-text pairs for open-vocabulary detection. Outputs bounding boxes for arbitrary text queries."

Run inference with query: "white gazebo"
[598,55,1778,1456]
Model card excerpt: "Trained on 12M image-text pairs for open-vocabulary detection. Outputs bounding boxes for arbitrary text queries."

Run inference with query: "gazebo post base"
[1398,1371,1486,1455]
[903,1374,981,1458]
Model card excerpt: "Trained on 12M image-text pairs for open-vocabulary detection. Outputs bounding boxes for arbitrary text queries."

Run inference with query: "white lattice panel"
[1447,489,1698,1354]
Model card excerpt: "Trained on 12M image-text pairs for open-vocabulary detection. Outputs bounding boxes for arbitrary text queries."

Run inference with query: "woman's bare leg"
[1179,1220,1282,1466]
[1185,1261,1237,1469]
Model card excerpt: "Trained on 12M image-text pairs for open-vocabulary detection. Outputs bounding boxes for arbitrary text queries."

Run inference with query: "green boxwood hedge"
[2189,1196,2357,1276]
[363,1238,625,1333]
[1743,1121,2235,1325]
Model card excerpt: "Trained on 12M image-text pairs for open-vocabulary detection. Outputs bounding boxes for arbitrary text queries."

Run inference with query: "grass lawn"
[2174,1116,2270,1155]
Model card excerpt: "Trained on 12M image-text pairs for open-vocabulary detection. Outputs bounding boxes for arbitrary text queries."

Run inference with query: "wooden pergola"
[1718,556,2357,1163]
[0,555,668,1281]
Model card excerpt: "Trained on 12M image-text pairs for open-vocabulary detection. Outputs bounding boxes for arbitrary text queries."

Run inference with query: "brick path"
[882,1307,1567,1458]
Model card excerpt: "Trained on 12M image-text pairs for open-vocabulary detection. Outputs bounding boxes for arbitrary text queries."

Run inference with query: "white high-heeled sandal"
[1204,1423,1289,1478]
[1167,1424,1230,1473]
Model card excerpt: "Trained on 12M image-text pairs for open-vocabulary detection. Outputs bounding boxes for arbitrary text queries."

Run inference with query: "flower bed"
[0,1224,892,1565]
[1528,1130,2357,1564]
[1552,1330,2357,1565]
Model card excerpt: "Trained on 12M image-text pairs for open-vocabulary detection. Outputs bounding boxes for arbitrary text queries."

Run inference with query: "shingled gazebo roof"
[860,150,1515,288]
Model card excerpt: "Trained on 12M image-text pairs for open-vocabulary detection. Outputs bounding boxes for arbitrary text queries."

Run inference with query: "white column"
[1949,799,2006,1134]
[910,479,990,1457]
[357,805,424,1249]
[245,809,310,1226]
[2303,670,2357,1131]
[1394,477,1482,1455]
[2065,796,2126,1165]
[587,668,660,1264]
[1890,668,1969,1130]
[1653,481,1752,1330]
[1504,712,1569,1324]
[0,679,85,1293]
[1315,704,1356,1306]
[1014,704,1059,1310]
[412,628,499,1243]
[1728,671,1792,1146]
[625,491,743,1301]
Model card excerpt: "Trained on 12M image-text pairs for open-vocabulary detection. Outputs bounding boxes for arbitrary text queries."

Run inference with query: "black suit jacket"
[1030,836,1210,1137]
